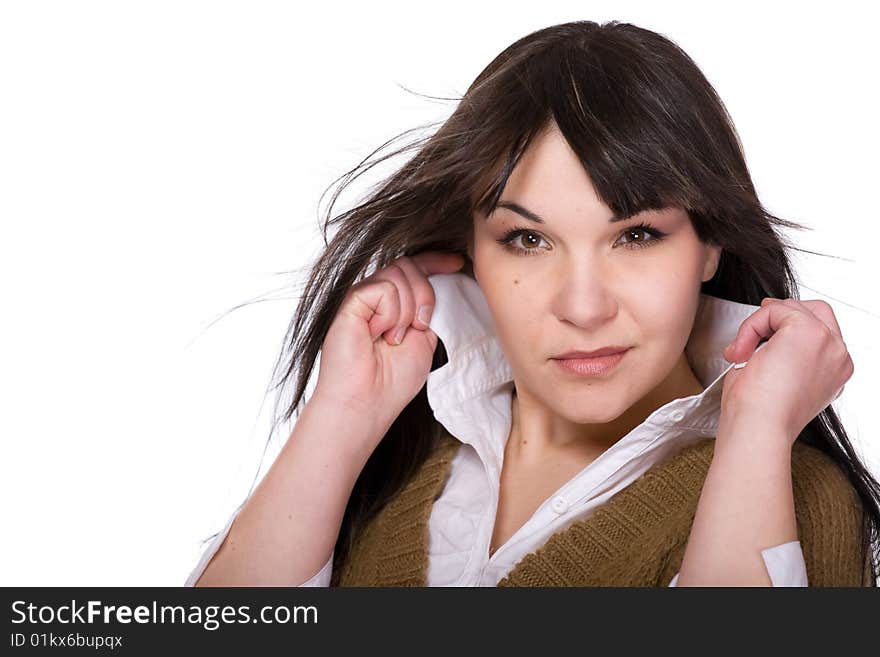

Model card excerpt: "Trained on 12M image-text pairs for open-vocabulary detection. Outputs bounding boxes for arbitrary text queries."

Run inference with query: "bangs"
[470,35,714,224]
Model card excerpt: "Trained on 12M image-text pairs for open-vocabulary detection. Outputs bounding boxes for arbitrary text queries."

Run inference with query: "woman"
[188,20,878,586]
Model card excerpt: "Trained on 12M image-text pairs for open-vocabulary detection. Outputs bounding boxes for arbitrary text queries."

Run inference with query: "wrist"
[715,409,794,460]
[296,394,392,467]
[308,390,393,431]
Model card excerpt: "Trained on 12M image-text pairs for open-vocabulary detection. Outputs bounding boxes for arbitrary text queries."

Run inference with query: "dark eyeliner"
[496,222,669,256]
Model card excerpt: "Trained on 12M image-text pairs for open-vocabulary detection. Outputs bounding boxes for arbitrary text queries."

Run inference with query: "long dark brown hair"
[254,20,879,583]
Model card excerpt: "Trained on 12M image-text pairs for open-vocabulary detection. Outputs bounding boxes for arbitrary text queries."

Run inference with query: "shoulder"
[789,440,871,586]
[428,421,465,468]
[639,436,717,488]
[790,440,862,518]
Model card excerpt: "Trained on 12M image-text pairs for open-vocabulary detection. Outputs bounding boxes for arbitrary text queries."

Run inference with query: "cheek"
[635,270,699,331]
[632,289,701,364]
[476,271,544,359]
[482,272,535,326]
[472,236,522,291]
[614,246,704,343]
[470,233,493,284]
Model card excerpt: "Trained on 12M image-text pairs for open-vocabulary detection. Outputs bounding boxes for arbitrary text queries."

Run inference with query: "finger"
[409,250,467,276]
[763,297,842,339]
[370,264,415,345]
[792,300,854,400]
[391,256,437,330]
[792,299,843,340]
[753,298,852,407]
[769,298,848,359]
[347,278,402,344]
[725,299,801,362]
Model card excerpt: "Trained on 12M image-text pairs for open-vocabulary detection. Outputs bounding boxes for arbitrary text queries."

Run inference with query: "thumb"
[723,341,736,362]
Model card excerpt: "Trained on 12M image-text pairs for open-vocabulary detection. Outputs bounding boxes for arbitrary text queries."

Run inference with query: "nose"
[550,260,618,329]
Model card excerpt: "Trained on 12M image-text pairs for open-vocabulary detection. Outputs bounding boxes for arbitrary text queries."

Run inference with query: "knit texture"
[331,425,874,587]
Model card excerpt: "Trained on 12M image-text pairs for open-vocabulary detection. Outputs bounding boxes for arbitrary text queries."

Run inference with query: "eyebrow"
[494,200,637,224]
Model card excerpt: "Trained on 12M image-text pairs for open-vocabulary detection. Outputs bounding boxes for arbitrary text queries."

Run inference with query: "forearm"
[675,414,797,586]
[195,397,382,586]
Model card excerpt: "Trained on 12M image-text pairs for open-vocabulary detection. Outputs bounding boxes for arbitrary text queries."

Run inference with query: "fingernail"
[417,305,433,326]
[393,326,406,345]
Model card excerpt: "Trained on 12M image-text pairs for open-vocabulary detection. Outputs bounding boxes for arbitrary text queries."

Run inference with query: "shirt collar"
[425,272,760,447]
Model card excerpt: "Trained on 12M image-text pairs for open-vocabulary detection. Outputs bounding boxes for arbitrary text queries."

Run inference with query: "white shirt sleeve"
[184,500,335,587]
[668,540,808,586]
[302,551,334,587]
[184,502,246,587]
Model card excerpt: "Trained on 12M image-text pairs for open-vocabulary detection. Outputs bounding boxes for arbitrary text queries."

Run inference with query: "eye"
[496,222,668,257]
[617,223,668,250]
[496,229,550,257]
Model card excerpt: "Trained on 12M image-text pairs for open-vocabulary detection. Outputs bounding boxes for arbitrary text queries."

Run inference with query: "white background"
[1,1,877,585]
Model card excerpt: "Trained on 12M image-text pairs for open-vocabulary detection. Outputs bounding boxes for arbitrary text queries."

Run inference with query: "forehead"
[474,117,691,229]
[506,124,588,191]
[497,125,618,222]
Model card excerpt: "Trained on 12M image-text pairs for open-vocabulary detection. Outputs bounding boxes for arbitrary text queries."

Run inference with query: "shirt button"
[670,410,685,422]
[551,496,569,514]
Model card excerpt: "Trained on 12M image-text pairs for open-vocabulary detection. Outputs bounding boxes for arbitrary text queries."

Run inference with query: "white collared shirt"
[186,272,808,587]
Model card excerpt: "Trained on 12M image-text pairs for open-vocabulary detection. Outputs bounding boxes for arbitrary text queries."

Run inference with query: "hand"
[311,251,466,449]
[719,297,854,445]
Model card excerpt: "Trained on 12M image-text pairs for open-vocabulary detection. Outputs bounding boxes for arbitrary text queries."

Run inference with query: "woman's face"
[468,123,721,441]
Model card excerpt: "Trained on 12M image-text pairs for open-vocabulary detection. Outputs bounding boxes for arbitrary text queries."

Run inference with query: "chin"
[553,402,624,426]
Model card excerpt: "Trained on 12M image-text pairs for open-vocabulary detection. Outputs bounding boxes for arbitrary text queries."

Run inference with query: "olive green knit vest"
[331,427,874,587]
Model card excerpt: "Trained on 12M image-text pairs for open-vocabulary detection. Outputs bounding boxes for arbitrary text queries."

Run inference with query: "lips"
[552,346,630,359]
[551,346,630,377]
[552,348,629,377]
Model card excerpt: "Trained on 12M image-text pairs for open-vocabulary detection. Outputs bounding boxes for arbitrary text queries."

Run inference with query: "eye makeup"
[495,222,669,257]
